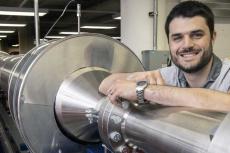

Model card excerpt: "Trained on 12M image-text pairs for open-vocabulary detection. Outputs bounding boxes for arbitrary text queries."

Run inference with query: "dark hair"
[165,1,214,40]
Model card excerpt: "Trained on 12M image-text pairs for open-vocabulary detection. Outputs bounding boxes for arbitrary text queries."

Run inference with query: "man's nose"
[182,36,194,49]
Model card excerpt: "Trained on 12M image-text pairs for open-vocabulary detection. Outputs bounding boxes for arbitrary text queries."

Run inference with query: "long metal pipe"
[0,52,22,91]
[34,0,40,46]
[77,4,81,34]
[97,100,227,153]
[153,0,158,50]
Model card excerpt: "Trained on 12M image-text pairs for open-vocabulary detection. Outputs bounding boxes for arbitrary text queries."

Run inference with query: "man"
[99,1,230,111]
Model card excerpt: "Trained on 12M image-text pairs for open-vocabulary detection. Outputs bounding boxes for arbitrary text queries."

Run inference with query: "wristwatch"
[136,80,148,104]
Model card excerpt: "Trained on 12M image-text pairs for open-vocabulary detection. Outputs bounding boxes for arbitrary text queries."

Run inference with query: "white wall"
[121,0,230,60]
[157,0,179,51]
[121,0,153,60]
[158,0,230,59]
[214,23,230,59]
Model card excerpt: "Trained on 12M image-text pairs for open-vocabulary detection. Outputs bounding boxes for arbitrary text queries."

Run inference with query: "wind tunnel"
[0,34,230,153]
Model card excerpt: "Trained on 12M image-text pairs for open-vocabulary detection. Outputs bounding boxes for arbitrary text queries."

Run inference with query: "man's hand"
[99,70,165,96]
[126,70,164,85]
[107,79,136,103]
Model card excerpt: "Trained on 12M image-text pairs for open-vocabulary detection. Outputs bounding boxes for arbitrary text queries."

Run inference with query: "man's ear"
[212,31,217,43]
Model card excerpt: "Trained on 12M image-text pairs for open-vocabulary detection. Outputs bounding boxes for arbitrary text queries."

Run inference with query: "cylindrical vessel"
[98,100,226,153]
[1,34,230,153]
[1,34,144,153]
[0,52,22,91]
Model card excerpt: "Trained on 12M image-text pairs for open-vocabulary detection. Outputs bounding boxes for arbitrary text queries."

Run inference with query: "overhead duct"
[0,34,230,153]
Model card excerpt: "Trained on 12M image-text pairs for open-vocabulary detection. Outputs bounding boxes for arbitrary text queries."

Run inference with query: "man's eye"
[191,33,203,39]
[172,36,182,42]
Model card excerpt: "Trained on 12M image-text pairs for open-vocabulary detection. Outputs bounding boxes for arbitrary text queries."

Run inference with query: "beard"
[171,43,213,73]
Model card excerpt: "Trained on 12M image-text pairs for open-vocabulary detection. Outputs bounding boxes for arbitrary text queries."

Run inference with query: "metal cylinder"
[98,99,227,153]
[1,34,229,153]
[54,55,229,153]
[0,34,143,153]
[0,52,22,91]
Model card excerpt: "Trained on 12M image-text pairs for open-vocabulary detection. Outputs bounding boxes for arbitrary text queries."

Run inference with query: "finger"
[107,86,114,95]
[109,92,116,103]
[107,93,115,104]
[155,71,165,85]
[156,77,165,85]
[110,94,118,104]
[149,78,157,85]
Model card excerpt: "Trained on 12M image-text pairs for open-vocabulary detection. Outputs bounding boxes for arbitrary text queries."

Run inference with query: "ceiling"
[0,0,120,49]
[1,0,230,51]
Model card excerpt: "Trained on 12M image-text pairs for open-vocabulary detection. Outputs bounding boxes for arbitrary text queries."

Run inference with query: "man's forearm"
[99,70,164,95]
[144,85,230,112]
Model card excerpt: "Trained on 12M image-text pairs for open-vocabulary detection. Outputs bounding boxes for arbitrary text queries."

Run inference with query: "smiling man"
[99,1,230,111]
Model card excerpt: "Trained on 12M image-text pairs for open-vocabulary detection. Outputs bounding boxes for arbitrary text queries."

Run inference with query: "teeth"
[183,54,195,57]
[180,52,199,57]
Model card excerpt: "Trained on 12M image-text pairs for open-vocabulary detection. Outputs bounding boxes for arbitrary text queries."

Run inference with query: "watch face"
[136,80,148,91]
[137,80,147,86]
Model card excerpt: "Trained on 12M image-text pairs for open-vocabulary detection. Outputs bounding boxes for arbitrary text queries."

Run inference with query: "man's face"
[168,16,215,73]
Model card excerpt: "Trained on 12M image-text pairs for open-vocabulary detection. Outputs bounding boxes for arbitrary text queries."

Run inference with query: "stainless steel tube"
[0,52,22,91]
[34,0,40,46]
[77,4,81,34]
[98,100,226,153]
[153,0,158,50]
[0,34,143,153]
[1,34,229,153]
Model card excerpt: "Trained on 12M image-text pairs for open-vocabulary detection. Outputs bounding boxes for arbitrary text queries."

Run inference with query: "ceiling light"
[45,36,65,39]
[112,37,121,39]
[114,16,121,20]
[59,32,88,35]
[59,32,79,35]
[0,11,46,16]
[0,30,15,33]
[0,24,26,27]
[0,7,47,16]
[12,44,19,47]
[0,35,7,38]
[81,26,116,29]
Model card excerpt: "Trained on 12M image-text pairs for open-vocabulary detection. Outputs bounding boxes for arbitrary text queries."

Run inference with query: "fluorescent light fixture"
[0,24,26,27]
[59,32,79,35]
[114,16,121,20]
[45,36,65,39]
[81,26,116,29]
[112,37,121,39]
[59,31,88,35]
[0,35,7,38]
[0,30,15,33]
[12,44,19,47]
[0,7,48,17]
[0,39,2,40]
[0,11,46,16]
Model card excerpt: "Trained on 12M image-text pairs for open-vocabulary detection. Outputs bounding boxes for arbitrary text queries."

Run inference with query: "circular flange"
[55,67,110,144]
[10,34,144,153]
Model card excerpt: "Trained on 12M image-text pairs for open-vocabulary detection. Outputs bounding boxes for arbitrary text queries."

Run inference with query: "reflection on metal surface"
[55,67,110,143]
[0,34,143,153]
[97,99,226,153]
[0,33,230,153]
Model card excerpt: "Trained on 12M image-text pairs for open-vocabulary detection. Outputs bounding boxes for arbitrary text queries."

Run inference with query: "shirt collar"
[178,54,222,88]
